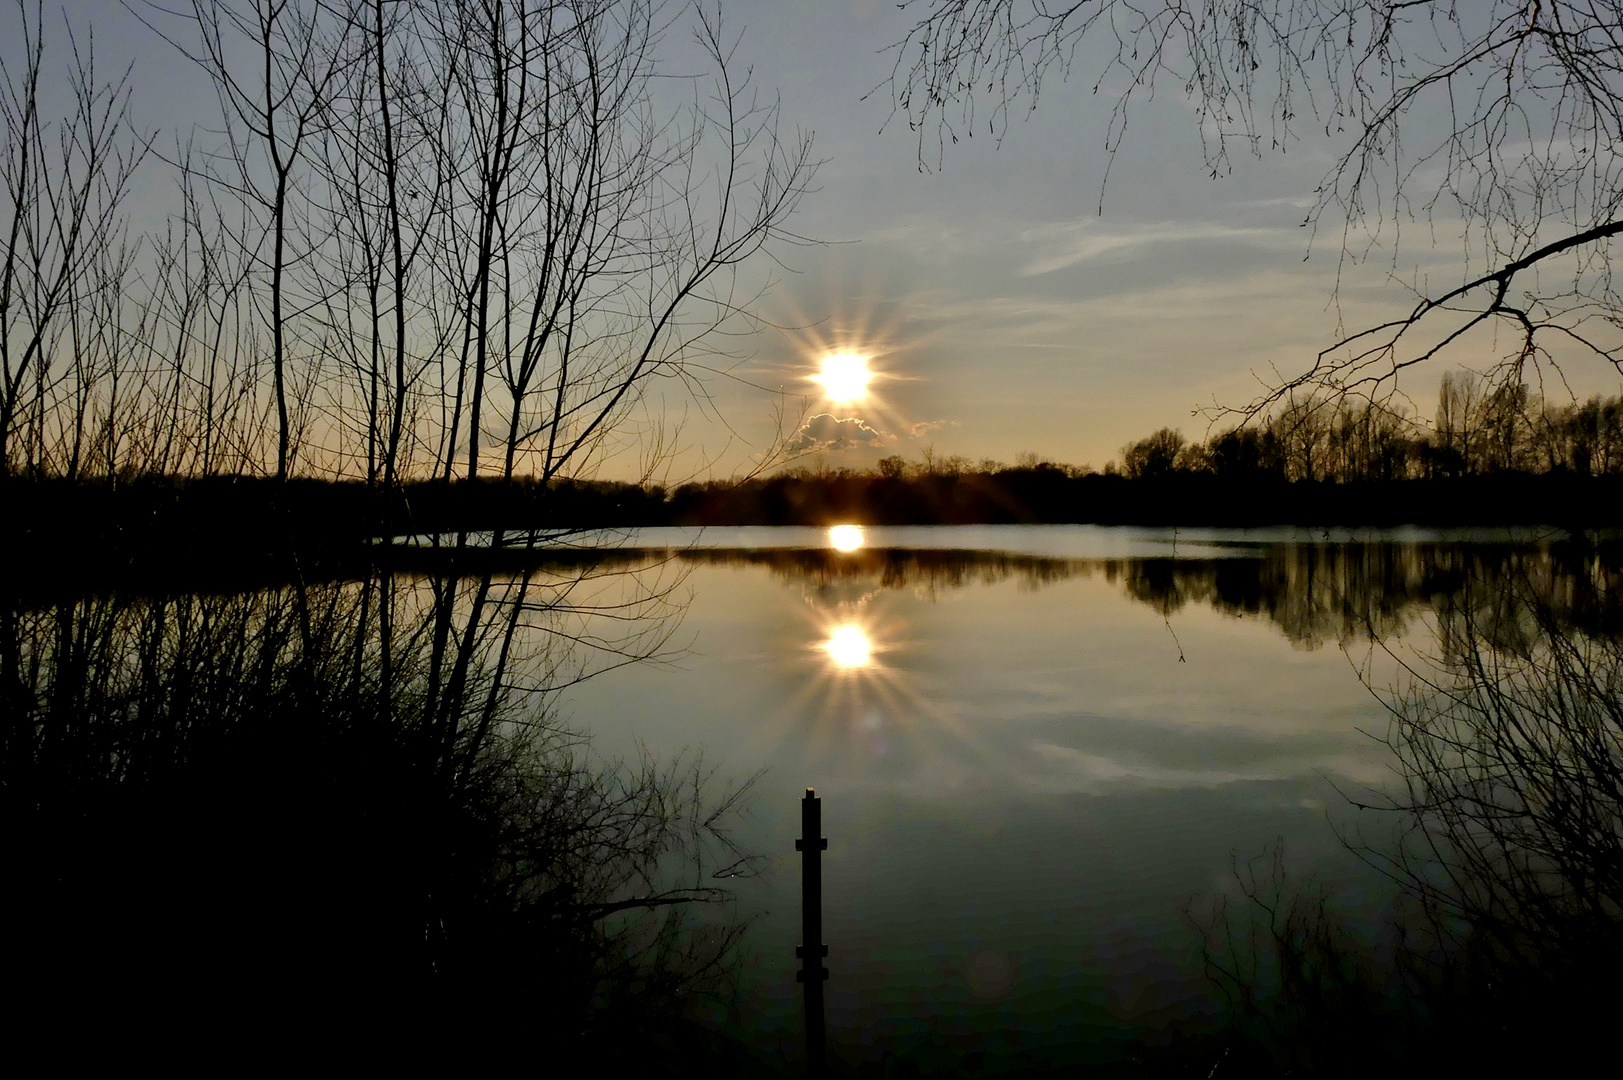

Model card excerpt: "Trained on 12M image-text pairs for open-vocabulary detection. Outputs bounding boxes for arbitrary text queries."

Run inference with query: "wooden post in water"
[796,787,829,1076]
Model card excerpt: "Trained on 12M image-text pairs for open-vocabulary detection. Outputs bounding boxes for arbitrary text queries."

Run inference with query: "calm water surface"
[549,526,1577,1069]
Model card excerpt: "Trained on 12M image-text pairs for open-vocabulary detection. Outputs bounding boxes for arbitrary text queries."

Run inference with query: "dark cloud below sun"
[788,413,885,452]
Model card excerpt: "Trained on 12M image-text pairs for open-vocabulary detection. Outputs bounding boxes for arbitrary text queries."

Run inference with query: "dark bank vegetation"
[1,564,764,1063]
[0,0,812,1061]
[1119,376,1623,483]
[676,377,1623,526]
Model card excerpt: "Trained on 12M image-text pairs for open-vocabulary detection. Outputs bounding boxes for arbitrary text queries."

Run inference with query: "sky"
[679,0,1501,473]
[31,1,1623,477]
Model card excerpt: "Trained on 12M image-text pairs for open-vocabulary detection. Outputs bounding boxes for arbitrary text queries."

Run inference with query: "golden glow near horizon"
[828,524,865,552]
[815,352,872,404]
[824,624,873,668]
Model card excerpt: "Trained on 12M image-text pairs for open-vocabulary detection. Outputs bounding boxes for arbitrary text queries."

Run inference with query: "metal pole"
[796,787,828,1076]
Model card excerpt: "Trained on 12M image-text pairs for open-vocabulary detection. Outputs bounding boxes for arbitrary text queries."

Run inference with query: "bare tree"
[4,1,813,487]
[306,0,451,485]
[411,0,816,487]
[1119,425,1185,478]
[0,0,148,478]
[134,0,355,480]
[1363,565,1623,966]
[888,2,1623,411]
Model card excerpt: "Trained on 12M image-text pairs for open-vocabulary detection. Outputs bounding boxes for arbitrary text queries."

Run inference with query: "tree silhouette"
[1120,426,1185,478]
[4,1,815,484]
[888,1,1623,413]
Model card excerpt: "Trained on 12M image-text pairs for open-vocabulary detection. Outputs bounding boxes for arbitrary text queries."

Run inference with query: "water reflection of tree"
[1115,544,1623,649]
[1193,549,1623,1072]
[646,542,1623,649]
[1378,560,1623,980]
[687,547,1093,596]
[660,539,1623,1067]
[1112,548,1423,647]
[1,557,755,1061]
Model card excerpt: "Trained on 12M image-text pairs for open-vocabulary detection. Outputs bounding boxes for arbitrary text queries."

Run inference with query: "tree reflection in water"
[550,538,1618,648]
[1192,543,1623,1074]
[0,544,757,1063]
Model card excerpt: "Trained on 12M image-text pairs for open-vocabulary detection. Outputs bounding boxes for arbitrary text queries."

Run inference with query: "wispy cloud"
[1018,220,1293,276]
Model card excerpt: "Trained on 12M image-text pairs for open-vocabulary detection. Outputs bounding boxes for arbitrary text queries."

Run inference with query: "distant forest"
[9,377,1623,578]
[1115,374,1623,483]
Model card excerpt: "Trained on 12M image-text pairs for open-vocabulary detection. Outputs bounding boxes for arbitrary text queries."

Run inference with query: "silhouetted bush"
[1,572,753,1063]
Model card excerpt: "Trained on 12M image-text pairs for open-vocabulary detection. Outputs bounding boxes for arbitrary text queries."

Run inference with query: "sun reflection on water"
[824,624,873,668]
[827,524,865,552]
[745,596,1000,783]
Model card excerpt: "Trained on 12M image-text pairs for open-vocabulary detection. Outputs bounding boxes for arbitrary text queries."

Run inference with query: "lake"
[12,522,1609,1068]
[536,524,1604,1071]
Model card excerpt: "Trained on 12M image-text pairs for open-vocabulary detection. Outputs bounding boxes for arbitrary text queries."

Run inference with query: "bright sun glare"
[824,625,872,668]
[828,524,865,552]
[816,353,872,404]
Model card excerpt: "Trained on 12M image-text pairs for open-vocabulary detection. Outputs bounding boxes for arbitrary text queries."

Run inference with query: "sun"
[815,353,872,404]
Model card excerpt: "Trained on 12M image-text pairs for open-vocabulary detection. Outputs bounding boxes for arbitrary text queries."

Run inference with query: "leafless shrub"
[0,557,755,1052]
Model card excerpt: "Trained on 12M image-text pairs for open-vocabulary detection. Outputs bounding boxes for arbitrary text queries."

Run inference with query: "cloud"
[1018,220,1293,276]
[787,413,886,452]
[908,419,956,437]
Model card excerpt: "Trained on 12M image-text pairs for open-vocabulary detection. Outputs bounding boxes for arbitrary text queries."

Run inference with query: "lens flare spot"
[824,625,872,668]
[815,353,872,404]
[828,524,865,552]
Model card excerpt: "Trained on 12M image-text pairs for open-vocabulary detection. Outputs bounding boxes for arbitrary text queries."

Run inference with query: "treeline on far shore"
[7,466,1623,573]
[10,379,1623,581]
[1115,375,1623,483]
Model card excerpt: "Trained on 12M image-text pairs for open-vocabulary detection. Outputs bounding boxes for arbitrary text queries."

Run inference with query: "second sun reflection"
[824,624,872,668]
[764,533,990,780]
